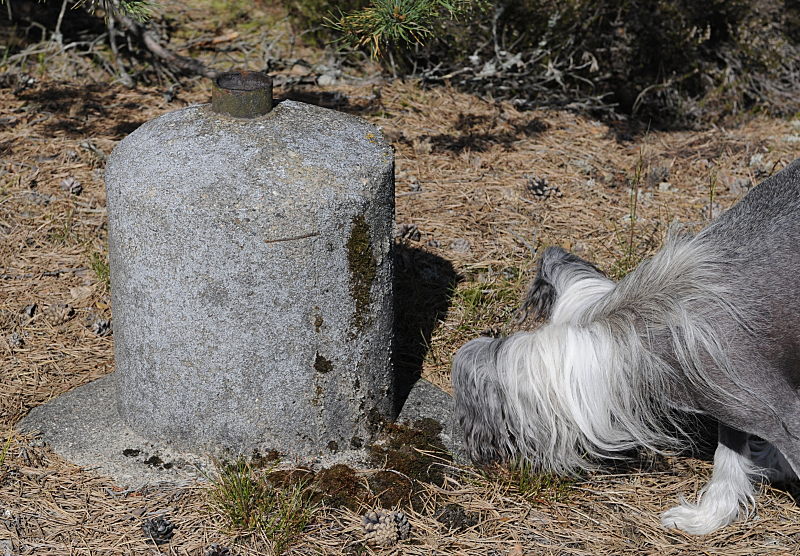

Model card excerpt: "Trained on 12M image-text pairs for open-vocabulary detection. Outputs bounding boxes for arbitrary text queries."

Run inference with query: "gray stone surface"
[17,375,466,488]
[17,374,212,488]
[104,100,395,458]
[396,378,467,463]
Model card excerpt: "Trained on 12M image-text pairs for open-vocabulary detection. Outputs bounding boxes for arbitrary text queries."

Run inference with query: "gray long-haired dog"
[452,158,800,535]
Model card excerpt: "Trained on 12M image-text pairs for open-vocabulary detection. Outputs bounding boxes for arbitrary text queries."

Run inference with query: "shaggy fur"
[452,158,800,534]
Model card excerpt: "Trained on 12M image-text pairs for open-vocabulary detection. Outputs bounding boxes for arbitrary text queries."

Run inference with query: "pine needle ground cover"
[2,5,800,555]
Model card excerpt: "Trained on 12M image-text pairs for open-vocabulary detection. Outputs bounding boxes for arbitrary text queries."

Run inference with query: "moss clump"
[346,214,377,331]
[269,464,375,512]
[370,418,449,480]
[487,463,576,504]
[309,464,370,511]
[368,418,451,509]
[314,353,333,373]
[367,470,415,508]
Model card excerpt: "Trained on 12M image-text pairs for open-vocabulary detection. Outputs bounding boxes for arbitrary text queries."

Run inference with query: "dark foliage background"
[288,0,800,127]
[2,0,799,127]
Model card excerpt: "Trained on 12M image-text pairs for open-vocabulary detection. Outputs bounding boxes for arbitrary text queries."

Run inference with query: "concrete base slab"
[396,378,467,463]
[17,374,213,489]
[17,374,468,488]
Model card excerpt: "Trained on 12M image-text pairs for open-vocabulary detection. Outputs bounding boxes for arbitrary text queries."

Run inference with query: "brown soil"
[2,3,800,555]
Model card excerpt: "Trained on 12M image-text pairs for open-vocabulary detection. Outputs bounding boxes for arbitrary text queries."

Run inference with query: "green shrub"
[286,0,800,126]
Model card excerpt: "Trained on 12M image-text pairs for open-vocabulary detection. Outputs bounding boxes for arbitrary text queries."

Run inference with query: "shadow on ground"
[391,242,458,417]
[13,83,147,139]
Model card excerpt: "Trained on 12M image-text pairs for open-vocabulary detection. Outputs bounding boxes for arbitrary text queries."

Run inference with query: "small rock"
[657,182,673,192]
[749,153,765,168]
[60,177,83,196]
[449,238,471,253]
[69,285,93,302]
[570,158,593,175]
[28,436,45,448]
[572,242,588,257]
[426,239,441,249]
[728,177,751,195]
[397,223,421,241]
[20,191,51,205]
[79,140,107,161]
[290,62,312,76]
[317,72,339,86]
[478,61,497,78]
[22,303,37,318]
[702,202,723,220]
[647,166,669,187]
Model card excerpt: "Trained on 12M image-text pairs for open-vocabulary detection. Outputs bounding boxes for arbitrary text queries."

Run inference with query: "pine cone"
[142,516,175,545]
[6,332,24,349]
[362,509,411,546]
[526,176,561,199]
[205,544,232,556]
[90,317,112,337]
[60,177,83,196]
[45,303,74,325]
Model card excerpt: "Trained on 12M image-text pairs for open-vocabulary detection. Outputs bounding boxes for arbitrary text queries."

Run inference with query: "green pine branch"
[326,0,486,58]
[78,0,153,22]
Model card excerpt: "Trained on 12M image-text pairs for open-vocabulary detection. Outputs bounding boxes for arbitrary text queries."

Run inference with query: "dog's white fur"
[452,159,800,535]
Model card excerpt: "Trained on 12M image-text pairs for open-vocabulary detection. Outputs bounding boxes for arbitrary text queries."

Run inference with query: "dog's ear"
[519,274,556,322]
[517,247,567,322]
[517,247,605,322]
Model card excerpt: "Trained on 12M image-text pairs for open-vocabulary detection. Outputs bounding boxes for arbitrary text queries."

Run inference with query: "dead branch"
[112,10,217,79]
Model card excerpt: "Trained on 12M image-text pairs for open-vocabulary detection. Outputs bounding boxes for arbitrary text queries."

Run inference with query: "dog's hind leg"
[661,424,758,535]
[749,436,798,482]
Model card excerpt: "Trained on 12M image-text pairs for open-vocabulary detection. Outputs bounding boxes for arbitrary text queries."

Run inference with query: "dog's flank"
[453,158,800,534]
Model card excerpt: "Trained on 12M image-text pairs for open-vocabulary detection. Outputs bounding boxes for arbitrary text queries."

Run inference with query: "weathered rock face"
[105,99,395,458]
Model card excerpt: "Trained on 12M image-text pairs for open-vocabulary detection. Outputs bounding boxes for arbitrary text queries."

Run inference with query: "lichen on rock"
[346,213,377,331]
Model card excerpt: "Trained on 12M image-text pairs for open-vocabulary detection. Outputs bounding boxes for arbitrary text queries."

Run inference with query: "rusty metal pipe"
[211,71,273,118]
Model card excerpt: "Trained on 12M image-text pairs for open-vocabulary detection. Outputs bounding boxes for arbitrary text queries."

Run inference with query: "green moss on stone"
[346,214,377,331]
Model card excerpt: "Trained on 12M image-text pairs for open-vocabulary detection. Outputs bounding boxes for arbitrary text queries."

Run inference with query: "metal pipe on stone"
[103,71,395,458]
